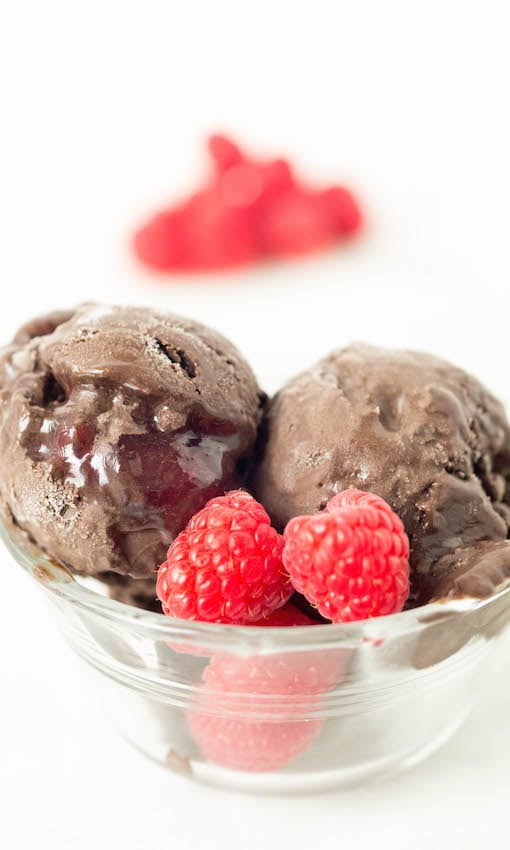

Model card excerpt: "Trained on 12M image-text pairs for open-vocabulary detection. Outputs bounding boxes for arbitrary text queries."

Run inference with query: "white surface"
[1,1,510,848]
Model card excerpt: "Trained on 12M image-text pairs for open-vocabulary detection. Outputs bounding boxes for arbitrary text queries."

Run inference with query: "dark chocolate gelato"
[0,304,263,583]
[253,343,510,604]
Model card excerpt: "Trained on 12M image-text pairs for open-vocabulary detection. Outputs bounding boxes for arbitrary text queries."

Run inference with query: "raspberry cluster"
[133,134,362,272]
[157,488,410,627]
[157,488,410,772]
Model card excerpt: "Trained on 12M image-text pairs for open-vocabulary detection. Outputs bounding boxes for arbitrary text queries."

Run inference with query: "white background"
[1,1,510,848]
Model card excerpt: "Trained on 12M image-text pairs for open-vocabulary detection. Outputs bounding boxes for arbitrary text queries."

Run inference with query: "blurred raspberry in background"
[133,134,363,274]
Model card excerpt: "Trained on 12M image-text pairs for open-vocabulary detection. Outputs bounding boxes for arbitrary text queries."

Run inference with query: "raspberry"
[320,186,363,237]
[157,490,292,624]
[207,135,295,206]
[325,488,394,516]
[180,189,258,270]
[187,709,322,772]
[217,163,265,208]
[214,154,294,211]
[208,134,245,173]
[186,638,343,771]
[169,602,315,659]
[252,158,295,208]
[134,191,258,273]
[283,489,410,623]
[203,644,347,698]
[259,189,334,257]
[132,209,188,272]
[251,602,317,627]
[132,134,363,273]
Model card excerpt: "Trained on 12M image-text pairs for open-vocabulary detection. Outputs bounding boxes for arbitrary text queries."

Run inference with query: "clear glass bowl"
[4,520,510,794]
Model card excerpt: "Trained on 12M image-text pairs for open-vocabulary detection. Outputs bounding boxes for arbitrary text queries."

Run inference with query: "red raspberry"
[203,645,347,698]
[320,186,363,237]
[208,134,245,173]
[187,638,345,771]
[259,188,334,257]
[177,189,258,270]
[325,488,394,515]
[207,135,295,207]
[215,159,295,216]
[134,190,258,273]
[157,490,292,624]
[283,489,410,623]
[252,158,295,207]
[132,209,188,272]
[169,602,315,659]
[217,163,265,209]
[187,710,322,772]
[133,134,363,273]
[251,602,317,627]
[186,599,349,770]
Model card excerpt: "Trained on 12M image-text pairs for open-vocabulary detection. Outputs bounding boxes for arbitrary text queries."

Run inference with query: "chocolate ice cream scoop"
[253,343,510,605]
[0,304,264,579]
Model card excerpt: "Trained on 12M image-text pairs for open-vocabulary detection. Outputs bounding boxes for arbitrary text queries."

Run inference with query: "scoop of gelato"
[0,304,264,579]
[253,344,510,604]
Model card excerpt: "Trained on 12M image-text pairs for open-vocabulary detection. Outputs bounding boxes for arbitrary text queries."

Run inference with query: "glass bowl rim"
[4,519,510,652]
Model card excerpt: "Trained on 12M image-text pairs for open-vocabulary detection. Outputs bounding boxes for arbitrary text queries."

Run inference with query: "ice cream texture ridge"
[2,304,510,614]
